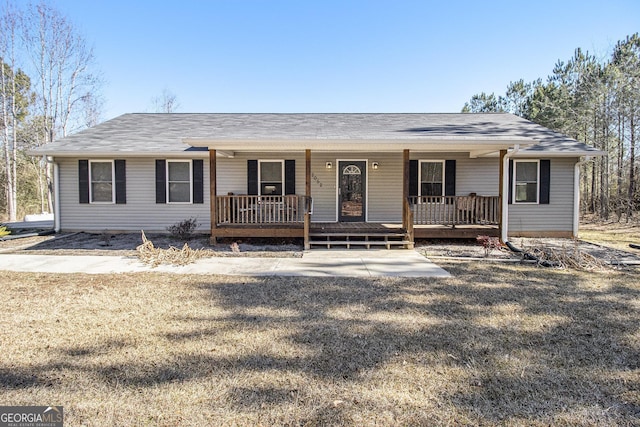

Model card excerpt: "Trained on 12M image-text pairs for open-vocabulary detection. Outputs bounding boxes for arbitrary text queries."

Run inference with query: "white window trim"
[258,159,285,196]
[418,159,445,198]
[166,159,193,204]
[89,159,115,204]
[513,159,540,205]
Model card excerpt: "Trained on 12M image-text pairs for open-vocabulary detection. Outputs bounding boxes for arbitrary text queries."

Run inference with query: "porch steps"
[308,231,412,250]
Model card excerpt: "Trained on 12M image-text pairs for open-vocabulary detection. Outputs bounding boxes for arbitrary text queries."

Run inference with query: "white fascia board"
[216,150,235,158]
[469,149,501,158]
[183,138,534,152]
[478,149,606,158]
[510,150,606,158]
[28,150,210,158]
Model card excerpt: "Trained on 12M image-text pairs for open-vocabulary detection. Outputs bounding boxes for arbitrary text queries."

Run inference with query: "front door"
[338,161,366,222]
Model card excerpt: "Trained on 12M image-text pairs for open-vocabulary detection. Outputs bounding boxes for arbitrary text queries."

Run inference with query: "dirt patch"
[0,234,54,251]
[1,232,303,258]
[417,236,640,265]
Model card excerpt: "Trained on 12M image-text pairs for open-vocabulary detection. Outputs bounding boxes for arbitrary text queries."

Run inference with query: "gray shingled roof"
[34,113,603,156]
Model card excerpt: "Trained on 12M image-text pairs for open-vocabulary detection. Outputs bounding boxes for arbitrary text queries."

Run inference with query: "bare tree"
[151,88,180,113]
[80,91,104,128]
[0,3,30,221]
[21,1,102,211]
[23,2,101,140]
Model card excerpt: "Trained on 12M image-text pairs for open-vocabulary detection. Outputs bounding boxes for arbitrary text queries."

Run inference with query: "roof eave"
[513,150,606,158]
[28,150,209,158]
[182,137,536,151]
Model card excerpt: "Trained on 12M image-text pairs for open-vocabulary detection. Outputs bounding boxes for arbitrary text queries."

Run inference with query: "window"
[514,160,539,203]
[89,160,114,203]
[155,159,203,204]
[167,160,192,203]
[419,161,444,197]
[259,160,284,195]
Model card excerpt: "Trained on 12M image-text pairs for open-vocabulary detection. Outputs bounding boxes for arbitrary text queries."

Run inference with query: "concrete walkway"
[0,250,450,278]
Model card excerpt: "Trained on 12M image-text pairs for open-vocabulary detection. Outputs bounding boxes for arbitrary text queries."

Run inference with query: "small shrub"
[0,225,10,238]
[476,235,502,257]
[166,217,199,240]
[100,230,113,246]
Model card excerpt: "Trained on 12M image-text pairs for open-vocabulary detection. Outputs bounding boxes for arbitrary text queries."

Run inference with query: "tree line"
[463,34,639,222]
[1,1,101,222]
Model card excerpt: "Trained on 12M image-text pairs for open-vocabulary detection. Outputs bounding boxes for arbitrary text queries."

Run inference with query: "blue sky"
[53,0,640,121]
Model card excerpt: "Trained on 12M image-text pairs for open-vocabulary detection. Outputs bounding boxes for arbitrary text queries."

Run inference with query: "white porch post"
[500,145,519,242]
[53,160,61,232]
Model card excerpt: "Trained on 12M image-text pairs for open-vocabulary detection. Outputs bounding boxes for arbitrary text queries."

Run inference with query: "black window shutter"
[539,159,550,204]
[508,159,513,204]
[284,160,296,195]
[155,160,166,203]
[78,160,89,204]
[247,160,258,195]
[445,160,456,196]
[192,159,204,204]
[114,160,126,204]
[409,160,418,197]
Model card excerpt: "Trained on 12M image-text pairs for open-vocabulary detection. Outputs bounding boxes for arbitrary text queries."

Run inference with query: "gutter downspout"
[573,156,592,238]
[501,144,520,242]
[45,156,61,233]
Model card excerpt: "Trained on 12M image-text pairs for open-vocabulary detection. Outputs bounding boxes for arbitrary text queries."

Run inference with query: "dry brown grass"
[580,220,640,253]
[136,231,210,266]
[1,265,639,426]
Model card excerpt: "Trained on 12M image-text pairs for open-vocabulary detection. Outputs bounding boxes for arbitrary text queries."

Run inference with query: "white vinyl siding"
[454,156,499,195]
[215,152,305,196]
[56,153,578,236]
[58,157,210,232]
[366,153,403,222]
[310,152,404,222]
[216,152,404,223]
[308,153,340,222]
[509,157,576,234]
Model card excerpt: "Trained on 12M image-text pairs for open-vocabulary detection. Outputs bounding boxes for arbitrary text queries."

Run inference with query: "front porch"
[207,149,507,248]
[210,194,500,248]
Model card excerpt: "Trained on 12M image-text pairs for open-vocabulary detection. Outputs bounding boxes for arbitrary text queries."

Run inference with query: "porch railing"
[410,195,500,226]
[215,195,312,225]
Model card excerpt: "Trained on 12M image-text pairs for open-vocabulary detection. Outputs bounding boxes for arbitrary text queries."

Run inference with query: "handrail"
[409,195,500,226]
[216,195,311,225]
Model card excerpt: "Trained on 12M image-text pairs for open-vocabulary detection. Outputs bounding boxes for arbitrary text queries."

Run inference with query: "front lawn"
[580,220,640,253]
[1,265,638,425]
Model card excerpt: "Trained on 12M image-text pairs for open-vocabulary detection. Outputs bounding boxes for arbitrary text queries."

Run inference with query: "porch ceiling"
[185,138,532,156]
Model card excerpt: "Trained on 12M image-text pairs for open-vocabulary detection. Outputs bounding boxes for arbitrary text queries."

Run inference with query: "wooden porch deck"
[210,195,500,246]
